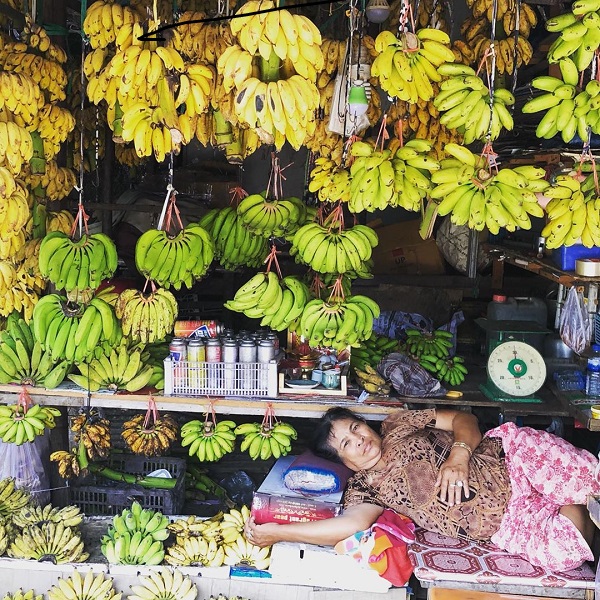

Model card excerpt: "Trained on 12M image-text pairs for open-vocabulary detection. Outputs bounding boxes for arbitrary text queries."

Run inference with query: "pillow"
[283,450,354,495]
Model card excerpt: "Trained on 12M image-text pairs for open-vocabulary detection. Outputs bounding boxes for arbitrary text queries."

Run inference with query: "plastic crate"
[70,455,186,516]
[550,244,600,271]
[553,369,586,391]
[596,313,600,345]
[163,357,279,397]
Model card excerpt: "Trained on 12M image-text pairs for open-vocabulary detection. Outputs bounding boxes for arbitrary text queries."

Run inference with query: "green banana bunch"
[7,519,89,563]
[0,313,70,388]
[38,231,118,303]
[135,223,215,290]
[47,570,120,600]
[101,501,169,565]
[199,207,269,271]
[419,355,468,387]
[290,221,378,275]
[68,339,155,392]
[12,503,82,529]
[2,590,43,600]
[0,403,60,445]
[348,138,440,213]
[185,466,233,505]
[350,333,399,373]
[431,143,546,234]
[433,62,515,143]
[401,328,454,359]
[181,418,238,463]
[235,421,297,460]
[129,567,198,600]
[297,294,380,350]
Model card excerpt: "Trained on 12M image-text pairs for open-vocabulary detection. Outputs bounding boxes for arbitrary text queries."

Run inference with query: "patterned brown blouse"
[343,409,511,541]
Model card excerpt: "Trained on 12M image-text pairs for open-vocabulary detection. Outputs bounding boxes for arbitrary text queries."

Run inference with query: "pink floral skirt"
[485,422,600,572]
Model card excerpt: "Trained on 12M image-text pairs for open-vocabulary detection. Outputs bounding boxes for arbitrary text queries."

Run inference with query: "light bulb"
[348,81,369,117]
[366,0,390,23]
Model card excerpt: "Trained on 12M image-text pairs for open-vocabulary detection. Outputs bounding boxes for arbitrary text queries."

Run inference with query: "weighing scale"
[475,319,550,403]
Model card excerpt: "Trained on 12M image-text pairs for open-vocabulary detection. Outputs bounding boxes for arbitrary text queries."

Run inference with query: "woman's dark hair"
[310,407,366,463]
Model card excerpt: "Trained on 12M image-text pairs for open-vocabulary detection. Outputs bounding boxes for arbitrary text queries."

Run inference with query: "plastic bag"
[559,286,590,355]
[379,352,447,397]
[373,311,433,341]
[0,432,50,505]
[219,470,255,507]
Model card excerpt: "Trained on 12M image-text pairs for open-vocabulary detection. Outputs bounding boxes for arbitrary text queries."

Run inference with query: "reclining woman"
[245,407,600,572]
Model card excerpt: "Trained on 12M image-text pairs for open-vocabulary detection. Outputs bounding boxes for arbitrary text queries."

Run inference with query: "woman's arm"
[433,409,482,505]
[244,503,384,548]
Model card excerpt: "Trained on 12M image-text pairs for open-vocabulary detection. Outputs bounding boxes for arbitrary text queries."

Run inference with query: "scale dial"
[487,341,546,397]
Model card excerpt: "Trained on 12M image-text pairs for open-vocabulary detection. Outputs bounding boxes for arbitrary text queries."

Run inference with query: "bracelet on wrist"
[451,441,472,457]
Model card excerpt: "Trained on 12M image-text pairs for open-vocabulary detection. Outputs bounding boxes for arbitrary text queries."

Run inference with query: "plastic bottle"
[585,343,600,398]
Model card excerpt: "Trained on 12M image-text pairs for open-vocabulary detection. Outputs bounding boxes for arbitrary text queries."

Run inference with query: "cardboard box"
[369,220,446,276]
[251,456,343,525]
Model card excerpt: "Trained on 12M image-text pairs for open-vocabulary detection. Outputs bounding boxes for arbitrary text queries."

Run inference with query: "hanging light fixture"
[365,0,390,23]
[347,80,369,117]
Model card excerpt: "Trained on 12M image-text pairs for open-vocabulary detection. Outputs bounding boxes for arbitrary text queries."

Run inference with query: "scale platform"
[479,381,543,403]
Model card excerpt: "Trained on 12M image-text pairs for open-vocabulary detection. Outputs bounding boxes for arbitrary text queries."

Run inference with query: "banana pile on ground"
[350,333,399,372]
[524,72,600,142]
[68,340,155,392]
[122,412,179,456]
[70,409,111,461]
[226,0,322,150]
[0,313,70,388]
[433,64,515,143]
[291,221,378,274]
[545,3,600,71]
[354,365,392,396]
[0,402,59,445]
[419,355,468,386]
[348,139,440,213]
[235,420,297,460]
[3,590,43,600]
[38,231,118,302]
[101,501,169,565]
[8,503,89,563]
[181,418,237,463]
[541,173,600,248]
[458,11,536,74]
[47,570,120,600]
[298,295,381,350]
[199,207,269,271]
[370,28,455,104]
[115,287,178,344]
[430,143,546,234]
[308,157,351,204]
[224,272,310,331]
[129,569,198,600]
[32,293,121,364]
[135,223,214,290]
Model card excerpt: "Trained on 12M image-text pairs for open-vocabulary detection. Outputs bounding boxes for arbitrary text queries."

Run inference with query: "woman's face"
[328,418,383,471]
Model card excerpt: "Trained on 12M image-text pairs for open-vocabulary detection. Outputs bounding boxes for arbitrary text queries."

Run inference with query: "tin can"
[267,331,279,350]
[205,338,222,390]
[169,338,187,389]
[257,339,275,389]
[222,338,238,392]
[174,320,223,339]
[187,339,205,391]
[239,338,257,390]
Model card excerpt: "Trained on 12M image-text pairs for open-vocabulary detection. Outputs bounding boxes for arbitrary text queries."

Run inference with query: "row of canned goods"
[168,332,279,392]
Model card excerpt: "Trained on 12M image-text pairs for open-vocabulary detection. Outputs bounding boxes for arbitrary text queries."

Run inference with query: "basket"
[163,357,279,397]
[69,455,186,516]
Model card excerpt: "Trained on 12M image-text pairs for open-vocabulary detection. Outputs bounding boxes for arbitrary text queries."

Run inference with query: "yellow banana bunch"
[46,209,75,234]
[70,409,112,460]
[371,28,455,103]
[349,138,440,213]
[298,295,380,350]
[220,505,251,544]
[2,589,42,600]
[0,120,33,174]
[25,161,77,203]
[47,570,120,600]
[355,364,391,396]
[115,142,145,167]
[12,503,82,529]
[181,418,238,463]
[135,223,215,290]
[304,120,344,163]
[165,536,226,568]
[224,535,271,571]
[8,519,89,563]
[0,477,31,518]
[308,158,351,203]
[390,0,450,30]
[82,0,140,49]
[170,15,233,65]
[434,63,515,143]
[36,103,76,159]
[430,143,547,234]
[0,71,43,127]
[198,207,269,271]
[50,449,82,479]
[0,177,29,240]
[235,420,297,461]
[115,287,178,345]
[130,570,198,600]
[122,412,179,457]
[451,40,476,66]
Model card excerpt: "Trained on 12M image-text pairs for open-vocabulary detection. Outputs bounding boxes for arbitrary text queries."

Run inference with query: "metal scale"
[476,319,549,403]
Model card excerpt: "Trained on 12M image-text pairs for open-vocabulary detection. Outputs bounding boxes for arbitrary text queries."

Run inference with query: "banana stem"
[213,109,233,147]
[29,131,46,175]
[89,463,177,489]
[260,51,281,83]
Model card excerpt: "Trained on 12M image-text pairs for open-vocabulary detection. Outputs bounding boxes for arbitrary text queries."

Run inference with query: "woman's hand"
[436,453,471,506]
[244,516,281,548]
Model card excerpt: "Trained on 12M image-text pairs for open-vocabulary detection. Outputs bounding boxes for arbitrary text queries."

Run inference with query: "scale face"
[486,341,546,397]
